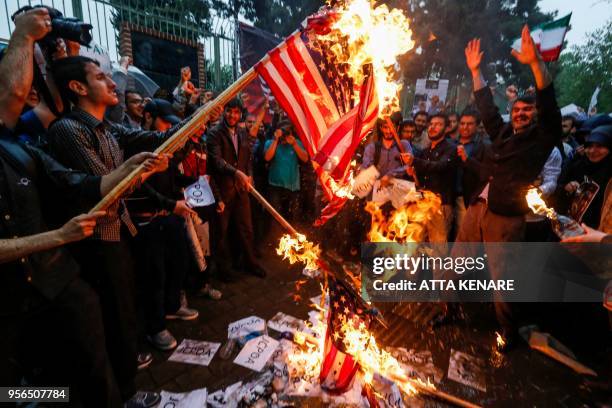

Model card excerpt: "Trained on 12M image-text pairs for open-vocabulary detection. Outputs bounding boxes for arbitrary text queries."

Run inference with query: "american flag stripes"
[319,276,373,393]
[254,18,379,222]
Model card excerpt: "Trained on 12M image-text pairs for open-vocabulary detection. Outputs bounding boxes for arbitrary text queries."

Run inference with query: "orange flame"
[526,188,556,218]
[320,0,414,114]
[276,233,321,271]
[366,191,442,243]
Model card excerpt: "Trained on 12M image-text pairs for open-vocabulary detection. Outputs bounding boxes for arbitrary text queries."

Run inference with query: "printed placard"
[168,339,220,366]
[228,316,266,339]
[233,335,279,372]
[267,312,307,334]
[158,388,207,407]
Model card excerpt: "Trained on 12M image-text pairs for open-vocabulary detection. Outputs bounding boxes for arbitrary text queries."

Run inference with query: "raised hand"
[13,7,52,43]
[511,25,541,66]
[465,38,484,73]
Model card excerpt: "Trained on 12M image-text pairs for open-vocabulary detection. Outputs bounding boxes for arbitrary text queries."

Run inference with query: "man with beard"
[360,118,413,188]
[445,111,460,140]
[455,28,562,350]
[412,110,431,152]
[403,113,458,242]
[207,98,268,279]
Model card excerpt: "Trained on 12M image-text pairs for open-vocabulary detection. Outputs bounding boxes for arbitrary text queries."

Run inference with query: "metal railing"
[1,0,237,91]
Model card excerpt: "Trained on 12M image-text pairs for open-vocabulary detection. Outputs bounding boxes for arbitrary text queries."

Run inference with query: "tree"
[394,0,555,87]
[109,0,214,41]
[556,20,612,113]
[228,0,322,37]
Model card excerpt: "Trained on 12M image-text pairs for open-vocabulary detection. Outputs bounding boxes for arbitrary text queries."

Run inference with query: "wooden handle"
[89,68,258,213]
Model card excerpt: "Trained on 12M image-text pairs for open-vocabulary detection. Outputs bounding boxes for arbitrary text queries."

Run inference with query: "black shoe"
[125,391,160,408]
[136,352,153,370]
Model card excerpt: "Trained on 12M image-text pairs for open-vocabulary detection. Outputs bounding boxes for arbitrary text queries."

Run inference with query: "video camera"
[12,5,93,47]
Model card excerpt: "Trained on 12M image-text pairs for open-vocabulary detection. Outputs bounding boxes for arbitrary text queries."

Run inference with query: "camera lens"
[51,18,93,46]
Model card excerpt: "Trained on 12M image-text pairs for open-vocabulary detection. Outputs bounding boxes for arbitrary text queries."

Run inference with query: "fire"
[321,0,414,114]
[526,187,555,218]
[366,191,442,242]
[495,331,506,348]
[276,233,321,271]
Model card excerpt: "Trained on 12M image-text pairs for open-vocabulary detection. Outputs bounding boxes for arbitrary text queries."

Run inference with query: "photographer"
[0,8,167,407]
[264,121,308,222]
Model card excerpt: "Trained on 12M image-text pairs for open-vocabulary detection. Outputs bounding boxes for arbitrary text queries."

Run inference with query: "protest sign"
[168,339,220,366]
[233,335,279,372]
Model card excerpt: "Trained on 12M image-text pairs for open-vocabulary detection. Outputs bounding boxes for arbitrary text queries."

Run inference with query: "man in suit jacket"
[207,98,267,278]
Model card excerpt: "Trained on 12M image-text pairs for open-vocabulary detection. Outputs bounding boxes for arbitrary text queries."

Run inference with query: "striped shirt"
[48,108,183,241]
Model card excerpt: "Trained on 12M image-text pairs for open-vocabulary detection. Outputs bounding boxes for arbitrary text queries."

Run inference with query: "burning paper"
[159,388,207,408]
[352,165,380,198]
[267,312,307,335]
[234,335,280,372]
[447,349,487,392]
[228,316,266,340]
[168,339,220,367]
[371,178,420,209]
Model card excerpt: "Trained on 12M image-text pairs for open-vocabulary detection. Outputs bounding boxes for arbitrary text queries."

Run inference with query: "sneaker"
[136,352,153,370]
[198,284,222,300]
[147,329,178,351]
[125,391,161,408]
[166,306,199,321]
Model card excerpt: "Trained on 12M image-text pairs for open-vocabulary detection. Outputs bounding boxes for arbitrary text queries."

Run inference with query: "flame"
[366,191,442,243]
[320,0,414,114]
[276,233,321,271]
[526,188,556,218]
[284,289,434,399]
[495,331,506,348]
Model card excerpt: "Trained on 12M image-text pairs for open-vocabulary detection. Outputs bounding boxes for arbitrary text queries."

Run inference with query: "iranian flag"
[512,14,572,62]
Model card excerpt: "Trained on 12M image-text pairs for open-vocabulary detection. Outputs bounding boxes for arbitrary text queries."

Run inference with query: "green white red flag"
[512,14,572,62]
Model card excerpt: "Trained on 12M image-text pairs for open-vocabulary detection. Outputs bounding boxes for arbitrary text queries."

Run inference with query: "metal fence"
[1,0,238,91]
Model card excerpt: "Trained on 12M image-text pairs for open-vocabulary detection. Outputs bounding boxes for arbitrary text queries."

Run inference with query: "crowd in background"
[0,7,610,408]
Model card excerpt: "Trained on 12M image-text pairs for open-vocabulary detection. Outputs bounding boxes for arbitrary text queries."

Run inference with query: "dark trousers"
[267,185,299,222]
[0,279,122,407]
[217,190,257,273]
[455,201,526,332]
[73,237,138,401]
[133,215,188,335]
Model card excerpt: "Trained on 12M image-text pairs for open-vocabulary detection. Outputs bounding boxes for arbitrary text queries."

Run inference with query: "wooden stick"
[248,186,298,235]
[388,372,482,408]
[384,116,419,187]
[89,67,258,213]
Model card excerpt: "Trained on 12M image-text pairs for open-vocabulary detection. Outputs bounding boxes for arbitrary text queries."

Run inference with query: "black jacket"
[458,134,489,207]
[471,84,562,216]
[0,131,101,315]
[207,119,253,203]
[413,138,458,205]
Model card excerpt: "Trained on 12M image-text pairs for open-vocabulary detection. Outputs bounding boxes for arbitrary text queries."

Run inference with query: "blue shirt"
[264,139,304,191]
[360,139,413,178]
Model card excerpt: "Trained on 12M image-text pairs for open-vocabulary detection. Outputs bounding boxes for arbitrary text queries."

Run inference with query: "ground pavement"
[135,239,611,407]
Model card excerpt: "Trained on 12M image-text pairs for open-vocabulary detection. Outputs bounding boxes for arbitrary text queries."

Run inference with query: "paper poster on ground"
[233,335,279,372]
[168,339,220,366]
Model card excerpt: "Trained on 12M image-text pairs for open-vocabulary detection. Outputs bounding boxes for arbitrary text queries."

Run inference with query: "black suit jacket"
[470,84,562,216]
[207,119,252,202]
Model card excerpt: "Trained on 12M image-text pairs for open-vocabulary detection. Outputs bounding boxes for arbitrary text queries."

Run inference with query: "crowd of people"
[0,7,610,408]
